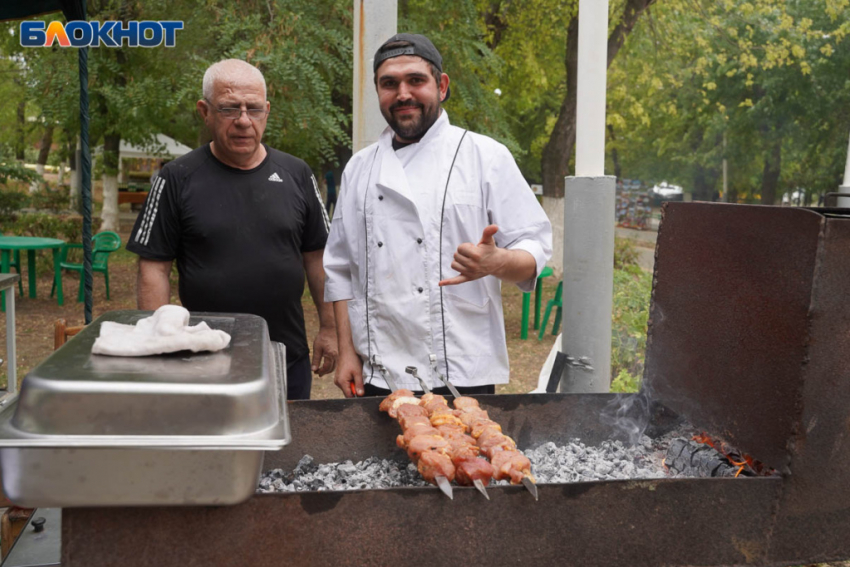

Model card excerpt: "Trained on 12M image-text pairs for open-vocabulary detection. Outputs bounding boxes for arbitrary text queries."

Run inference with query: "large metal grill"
[59,203,850,566]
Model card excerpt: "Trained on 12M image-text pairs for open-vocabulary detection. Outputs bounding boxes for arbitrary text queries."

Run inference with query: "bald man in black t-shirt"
[127,59,336,399]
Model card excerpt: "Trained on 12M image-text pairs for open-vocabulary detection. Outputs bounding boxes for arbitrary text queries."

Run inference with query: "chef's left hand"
[439,224,505,286]
[312,325,338,376]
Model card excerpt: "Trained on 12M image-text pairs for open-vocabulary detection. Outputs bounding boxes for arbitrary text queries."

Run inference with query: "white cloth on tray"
[92,305,231,357]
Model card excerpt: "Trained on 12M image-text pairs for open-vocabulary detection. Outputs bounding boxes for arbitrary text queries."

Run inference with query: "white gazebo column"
[560,0,615,393]
[352,0,396,153]
[838,128,850,208]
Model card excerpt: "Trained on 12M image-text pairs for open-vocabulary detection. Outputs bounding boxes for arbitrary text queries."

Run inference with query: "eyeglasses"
[203,98,268,121]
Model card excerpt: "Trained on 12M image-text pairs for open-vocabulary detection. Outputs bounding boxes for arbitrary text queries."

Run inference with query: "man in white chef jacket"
[324,33,552,398]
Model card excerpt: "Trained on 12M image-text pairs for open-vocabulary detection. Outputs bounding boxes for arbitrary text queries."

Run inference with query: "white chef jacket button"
[417,287,424,293]
[378,195,384,201]
[378,242,383,247]
[416,238,423,244]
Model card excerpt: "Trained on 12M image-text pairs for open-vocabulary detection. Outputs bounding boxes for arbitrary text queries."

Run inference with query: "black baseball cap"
[374,33,450,101]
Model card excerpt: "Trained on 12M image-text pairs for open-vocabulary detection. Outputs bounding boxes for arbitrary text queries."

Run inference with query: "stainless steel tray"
[12,311,278,437]
[0,310,290,507]
[0,447,266,507]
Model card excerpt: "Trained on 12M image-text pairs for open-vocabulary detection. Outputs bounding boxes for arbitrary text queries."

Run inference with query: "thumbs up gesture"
[439,224,504,287]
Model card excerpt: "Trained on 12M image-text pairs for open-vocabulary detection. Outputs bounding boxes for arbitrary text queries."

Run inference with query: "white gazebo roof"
[119,134,193,160]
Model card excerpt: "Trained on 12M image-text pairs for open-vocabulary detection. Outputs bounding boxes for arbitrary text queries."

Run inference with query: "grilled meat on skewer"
[396,404,429,426]
[397,423,440,449]
[430,412,465,428]
[417,450,456,483]
[381,390,500,498]
[378,389,416,412]
[398,413,431,431]
[387,397,423,419]
[452,397,481,412]
[490,450,535,484]
[406,434,450,462]
[452,397,538,499]
[456,459,495,487]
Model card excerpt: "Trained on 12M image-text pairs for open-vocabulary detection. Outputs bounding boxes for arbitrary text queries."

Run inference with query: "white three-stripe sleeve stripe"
[133,176,160,244]
[135,176,164,245]
[134,176,165,246]
[311,174,330,234]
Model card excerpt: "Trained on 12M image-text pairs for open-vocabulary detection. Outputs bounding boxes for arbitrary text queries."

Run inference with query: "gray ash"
[258,432,691,494]
[258,455,429,493]
[524,436,669,483]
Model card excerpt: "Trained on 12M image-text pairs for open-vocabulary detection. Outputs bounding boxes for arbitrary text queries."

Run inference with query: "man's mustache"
[390,101,424,112]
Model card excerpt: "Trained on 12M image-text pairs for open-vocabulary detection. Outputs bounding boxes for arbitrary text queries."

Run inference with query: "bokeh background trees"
[2,0,848,208]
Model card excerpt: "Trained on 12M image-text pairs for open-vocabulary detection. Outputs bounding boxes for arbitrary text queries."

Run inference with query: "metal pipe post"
[561,0,614,392]
[4,283,16,394]
[560,176,615,393]
[352,0,396,153]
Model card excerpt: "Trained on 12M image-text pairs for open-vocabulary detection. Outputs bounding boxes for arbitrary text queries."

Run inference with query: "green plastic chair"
[0,231,24,297]
[520,265,554,339]
[538,280,563,340]
[51,231,122,302]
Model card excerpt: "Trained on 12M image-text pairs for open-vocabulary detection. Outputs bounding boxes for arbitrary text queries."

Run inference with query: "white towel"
[92,305,231,357]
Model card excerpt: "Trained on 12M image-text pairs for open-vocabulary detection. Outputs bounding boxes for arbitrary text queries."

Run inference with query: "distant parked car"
[781,189,808,206]
[649,181,684,205]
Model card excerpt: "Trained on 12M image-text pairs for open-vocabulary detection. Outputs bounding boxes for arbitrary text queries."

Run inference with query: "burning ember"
[691,433,772,477]
[664,433,776,478]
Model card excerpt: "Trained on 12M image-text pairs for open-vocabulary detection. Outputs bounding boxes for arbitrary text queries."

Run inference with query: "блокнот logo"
[20,21,183,48]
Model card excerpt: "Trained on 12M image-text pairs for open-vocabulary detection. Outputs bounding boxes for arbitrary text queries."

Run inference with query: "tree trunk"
[31,125,55,192]
[37,125,54,168]
[607,124,621,179]
[540,0,656,198]
[482,1,508,50]
[101,134,121,232]
[692,165,716,202]
[760,138,781,206]
[541,16,579,199]
[68,138,81,212]
[15,100,26,161]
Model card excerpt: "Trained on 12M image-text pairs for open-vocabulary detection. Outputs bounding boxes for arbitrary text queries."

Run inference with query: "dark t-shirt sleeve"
[126,167,182,261]
[299,168,330,252]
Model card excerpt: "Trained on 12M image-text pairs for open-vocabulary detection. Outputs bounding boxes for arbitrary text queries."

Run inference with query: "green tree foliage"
[607,0,850,203]
[200,0,353,167]
[401,0,518,153]
[476,0,575,179]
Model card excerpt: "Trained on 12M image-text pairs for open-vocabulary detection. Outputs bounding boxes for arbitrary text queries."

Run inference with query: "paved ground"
[615,226,657,272]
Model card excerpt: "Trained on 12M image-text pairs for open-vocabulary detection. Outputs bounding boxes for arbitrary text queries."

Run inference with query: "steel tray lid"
[11,310,281,438]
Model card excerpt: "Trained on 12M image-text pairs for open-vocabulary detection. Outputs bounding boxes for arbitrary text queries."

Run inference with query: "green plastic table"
[0,236,66,310]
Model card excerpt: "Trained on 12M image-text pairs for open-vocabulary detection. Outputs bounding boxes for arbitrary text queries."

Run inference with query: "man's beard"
[382,99,441,142]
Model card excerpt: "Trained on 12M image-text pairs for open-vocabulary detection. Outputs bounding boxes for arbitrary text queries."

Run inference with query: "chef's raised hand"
[438,224,538,287]
[439,225,504,286]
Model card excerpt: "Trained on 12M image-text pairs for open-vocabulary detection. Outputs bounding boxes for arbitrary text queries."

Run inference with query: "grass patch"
[610,241,652,393]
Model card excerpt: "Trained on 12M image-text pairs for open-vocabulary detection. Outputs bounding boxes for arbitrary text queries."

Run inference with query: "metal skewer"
[429,354,461,399]
[404,366,431,394]
[521,474,539,501]
[473,479,490,500]
[371,355,399,392]
[435,475,454,499]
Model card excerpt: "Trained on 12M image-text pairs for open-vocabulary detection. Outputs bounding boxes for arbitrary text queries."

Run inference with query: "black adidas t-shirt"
[127,144,329,363]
